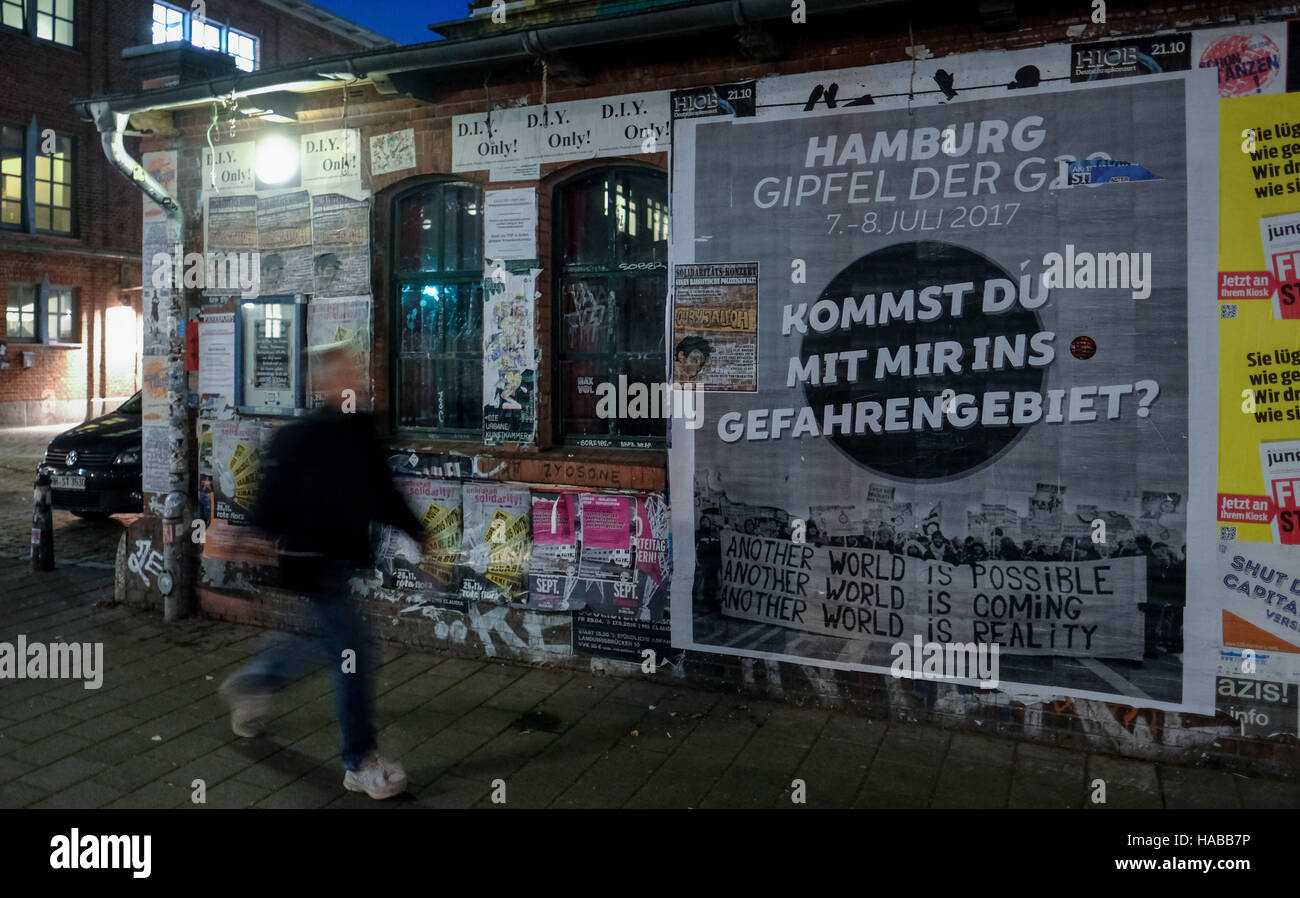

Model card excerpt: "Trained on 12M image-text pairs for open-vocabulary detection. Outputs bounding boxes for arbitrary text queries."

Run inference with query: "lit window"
[6,284,35,340]
[554,167,668,446]
[228,29,256,72]
[34,0,72,46]
[2,0,24,31]
[152,3,256,71]
[190,17,220,52]
[394,180,484,436]
[46,285,74,341]
[151,1,183,42]
[1,124,22,228]
[33,133,72,235]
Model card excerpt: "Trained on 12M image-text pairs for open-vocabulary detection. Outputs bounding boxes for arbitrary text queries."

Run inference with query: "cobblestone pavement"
[1,430,1298,809]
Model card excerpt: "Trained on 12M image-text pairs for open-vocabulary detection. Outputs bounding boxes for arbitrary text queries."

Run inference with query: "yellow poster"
[1218,93,1300,653]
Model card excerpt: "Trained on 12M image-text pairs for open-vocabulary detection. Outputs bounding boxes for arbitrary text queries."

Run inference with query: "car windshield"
[116,392,143,414]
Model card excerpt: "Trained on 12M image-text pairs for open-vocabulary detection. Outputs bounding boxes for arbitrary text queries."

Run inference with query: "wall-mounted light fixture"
[254,135,300,189]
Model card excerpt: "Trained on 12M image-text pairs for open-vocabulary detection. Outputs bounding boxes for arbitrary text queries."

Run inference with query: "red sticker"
[1069,335,1096,360]
[1200,34,1281,98]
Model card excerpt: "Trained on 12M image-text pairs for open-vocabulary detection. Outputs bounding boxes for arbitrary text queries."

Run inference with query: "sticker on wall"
[378,477,465,610]
[1069,34,1192,82]
[459,483,531,604]
[483,188,537,263]
[482,266,539,445]
[300,128,363,194]
[671,81,757,119]
[671,262,759,392]
[1195,25,1285,97]
[211,419,267,527]
[368,128,416,177]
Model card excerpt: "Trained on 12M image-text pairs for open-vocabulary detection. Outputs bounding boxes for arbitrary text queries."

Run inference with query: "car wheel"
[71,511,114,522]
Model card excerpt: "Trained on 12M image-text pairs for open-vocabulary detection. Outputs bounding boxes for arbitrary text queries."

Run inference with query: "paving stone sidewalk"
[0,558,1297,810]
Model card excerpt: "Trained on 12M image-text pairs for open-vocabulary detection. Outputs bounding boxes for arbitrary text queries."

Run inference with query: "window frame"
[5,283,37,342]
[0,0,25,35]
[0,121,24,231]
[390,177,486,442]
[5,281,79,345]
[44,284,76,343]
[151,1,257,71]
[32,0,73,47]
[551,164,670,449]
[0,120,77,238]
[32,130,73,236]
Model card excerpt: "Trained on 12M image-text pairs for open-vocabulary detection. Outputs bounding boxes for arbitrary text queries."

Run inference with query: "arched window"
[553,167,668,445]
[392,180,483,436]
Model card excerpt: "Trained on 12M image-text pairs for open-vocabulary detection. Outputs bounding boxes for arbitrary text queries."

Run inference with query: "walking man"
[220,342,426,800]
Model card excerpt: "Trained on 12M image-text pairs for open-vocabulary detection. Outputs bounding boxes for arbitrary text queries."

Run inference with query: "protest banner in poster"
[482,267,539,444]
[1216,91,1300,657]
[668,54,1219,711]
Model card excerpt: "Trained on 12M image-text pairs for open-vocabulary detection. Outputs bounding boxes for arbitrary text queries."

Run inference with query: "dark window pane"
[559,278,614,354]
[620,357,669,438]
[559,360,611,437]
[396,181,482,275]
[621,274,666,355]
[558,173,610,266]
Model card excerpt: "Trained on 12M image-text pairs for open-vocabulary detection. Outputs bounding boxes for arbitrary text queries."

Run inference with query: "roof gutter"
[75,0,901,119]
[87,102,180,215]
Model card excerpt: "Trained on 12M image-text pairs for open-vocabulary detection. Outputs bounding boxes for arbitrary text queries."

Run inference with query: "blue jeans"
[230,565,376,771]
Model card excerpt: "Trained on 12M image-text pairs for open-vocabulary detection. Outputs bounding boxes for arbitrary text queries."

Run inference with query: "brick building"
[0,0,391,425]
[84,0,1300,772]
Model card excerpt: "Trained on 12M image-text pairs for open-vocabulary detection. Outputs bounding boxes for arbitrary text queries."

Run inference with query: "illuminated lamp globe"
[255,136,299,185]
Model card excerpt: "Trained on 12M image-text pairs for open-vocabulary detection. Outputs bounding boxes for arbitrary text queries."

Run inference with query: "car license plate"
[52,475,85,490]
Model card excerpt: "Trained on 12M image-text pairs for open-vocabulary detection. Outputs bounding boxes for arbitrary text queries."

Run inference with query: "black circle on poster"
[801,241,1046,481]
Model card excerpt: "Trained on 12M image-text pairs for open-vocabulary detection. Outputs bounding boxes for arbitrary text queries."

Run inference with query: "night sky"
[310,0,475,45]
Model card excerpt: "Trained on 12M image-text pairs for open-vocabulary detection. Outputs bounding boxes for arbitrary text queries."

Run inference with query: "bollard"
[31,471,54,571]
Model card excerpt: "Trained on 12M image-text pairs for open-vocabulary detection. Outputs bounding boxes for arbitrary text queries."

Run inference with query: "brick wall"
[140,0,1300,769]
[0,0,384,424]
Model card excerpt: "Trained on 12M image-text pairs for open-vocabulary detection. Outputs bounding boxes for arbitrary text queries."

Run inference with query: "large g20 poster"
[669,49,1220,712]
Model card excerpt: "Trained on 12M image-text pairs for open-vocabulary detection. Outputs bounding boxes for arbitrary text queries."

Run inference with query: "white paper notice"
[199,313,236,399]
[484,187,538,262]
[489,161,541,182]
[452,91,669,172]
[300,128,363,194]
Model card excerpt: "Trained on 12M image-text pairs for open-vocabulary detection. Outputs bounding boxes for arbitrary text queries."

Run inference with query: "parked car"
[37,391,144,519]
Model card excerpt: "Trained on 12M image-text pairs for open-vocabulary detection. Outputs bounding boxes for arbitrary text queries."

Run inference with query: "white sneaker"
[218,676,275,738]
[343,752,407,799]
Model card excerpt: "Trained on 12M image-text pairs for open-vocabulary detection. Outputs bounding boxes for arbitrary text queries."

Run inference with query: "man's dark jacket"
[251,409,423,591]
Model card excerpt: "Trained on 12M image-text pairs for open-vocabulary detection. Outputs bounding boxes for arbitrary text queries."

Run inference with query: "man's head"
[674,336,712,381]
[314,253,342,291]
